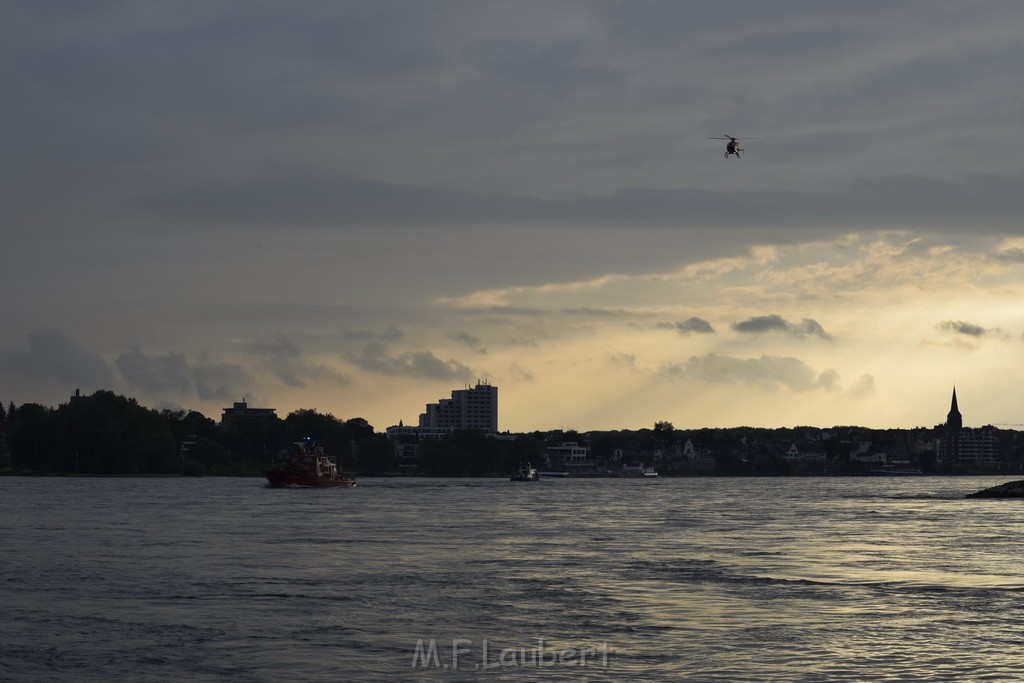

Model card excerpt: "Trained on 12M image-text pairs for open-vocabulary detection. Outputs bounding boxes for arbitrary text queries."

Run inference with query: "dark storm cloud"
[937,320,987,338]
[115,347,192,395]
[731,315,832,340]
[733,315,791,334]
[664,353,839,392]
[192,362,249,402]
[795,319,831,340]
[349,343,472,381]
[450,332,487,354]
[3,0,1024,421]
[449,306,548,317]
[761,131,872,163]
[240,336,306,387]
[705,23,868,65]
[0,329,114,389]
[116,338,348,400]
[239,336,350,388]
[345,326,405,343]
[5,1,1022,237]
[562,308,631,317]
[993,247,1024,263]
[659,317,716,335]
[127,168,1024,235]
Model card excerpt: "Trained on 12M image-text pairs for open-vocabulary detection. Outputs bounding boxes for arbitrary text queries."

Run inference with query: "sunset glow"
[3,3,1023,432]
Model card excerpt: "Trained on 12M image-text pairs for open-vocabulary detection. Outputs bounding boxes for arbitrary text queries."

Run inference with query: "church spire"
[947,386,962,430]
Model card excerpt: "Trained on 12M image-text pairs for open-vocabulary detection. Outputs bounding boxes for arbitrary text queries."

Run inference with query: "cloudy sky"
[3,1,1024,432]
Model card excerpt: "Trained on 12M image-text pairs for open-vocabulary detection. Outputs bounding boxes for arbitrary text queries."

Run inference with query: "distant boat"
[622,465,658,477]
[537,470,570,478]
[510,462,540,481]
[869,468,923,476]
[265,441,355,488]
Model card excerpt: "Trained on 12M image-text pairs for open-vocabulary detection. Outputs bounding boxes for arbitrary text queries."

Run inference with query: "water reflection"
[2,475,1023,681]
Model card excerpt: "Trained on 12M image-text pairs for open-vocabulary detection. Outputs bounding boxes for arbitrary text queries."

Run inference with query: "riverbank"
[2,467,1021,479]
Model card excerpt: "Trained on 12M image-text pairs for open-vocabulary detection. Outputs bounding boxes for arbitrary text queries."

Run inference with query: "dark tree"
[163,409,219,444]
[6,403,57,471]
[222,415,286,463]
[407,430,503,476]
[355,436,395,474]
[283,409,353,464]
[345,417,375,443]
[449,430,500,475]
[503,432,546,473]
[185,410,219,439]
[416,438,442,475]
[184,436,232,473]
[54,390,177,473]
[436,442,471,476]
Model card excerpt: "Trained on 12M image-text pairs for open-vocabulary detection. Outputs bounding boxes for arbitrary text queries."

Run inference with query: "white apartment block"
[418,382,498,433]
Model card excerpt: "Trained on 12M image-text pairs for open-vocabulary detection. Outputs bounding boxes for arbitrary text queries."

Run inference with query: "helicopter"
[707,135,757,158]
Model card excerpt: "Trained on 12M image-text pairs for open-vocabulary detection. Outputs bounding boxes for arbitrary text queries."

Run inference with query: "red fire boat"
[265,441,355,488]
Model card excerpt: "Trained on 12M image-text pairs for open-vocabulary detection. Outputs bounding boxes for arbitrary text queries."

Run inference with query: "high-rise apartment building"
[418,382,498,433]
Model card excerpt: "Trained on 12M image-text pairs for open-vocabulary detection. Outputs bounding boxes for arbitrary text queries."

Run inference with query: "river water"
[2,475,1024,681]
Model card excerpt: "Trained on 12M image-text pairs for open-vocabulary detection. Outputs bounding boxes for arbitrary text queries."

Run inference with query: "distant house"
[849,441,887,465]
[546,442,596,472]
[393,442,419,469]
[683,438,715,473]
[783,442,825,463]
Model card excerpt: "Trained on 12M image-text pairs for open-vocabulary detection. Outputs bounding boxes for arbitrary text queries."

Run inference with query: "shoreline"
[0,469,1015,479]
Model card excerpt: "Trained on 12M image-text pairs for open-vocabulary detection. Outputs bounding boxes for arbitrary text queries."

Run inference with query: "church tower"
[939,386,964,465]
[947,387,962,431]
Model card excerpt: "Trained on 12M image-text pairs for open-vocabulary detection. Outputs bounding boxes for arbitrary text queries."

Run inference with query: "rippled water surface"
[3,475,1024,681]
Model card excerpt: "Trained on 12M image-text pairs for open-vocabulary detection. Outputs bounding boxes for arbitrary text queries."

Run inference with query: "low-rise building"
[546,441,596,472]
[220,399,277,428]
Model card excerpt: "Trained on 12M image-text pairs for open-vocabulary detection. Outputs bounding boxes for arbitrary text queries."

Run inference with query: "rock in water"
[966,480,1024,498]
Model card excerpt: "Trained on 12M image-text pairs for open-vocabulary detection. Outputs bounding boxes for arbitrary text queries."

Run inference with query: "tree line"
[0,391,394,476]
[4,393,1023,477]
[0,391,557,477]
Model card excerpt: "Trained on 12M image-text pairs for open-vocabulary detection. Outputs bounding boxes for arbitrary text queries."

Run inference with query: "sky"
[3,1,1024,432]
